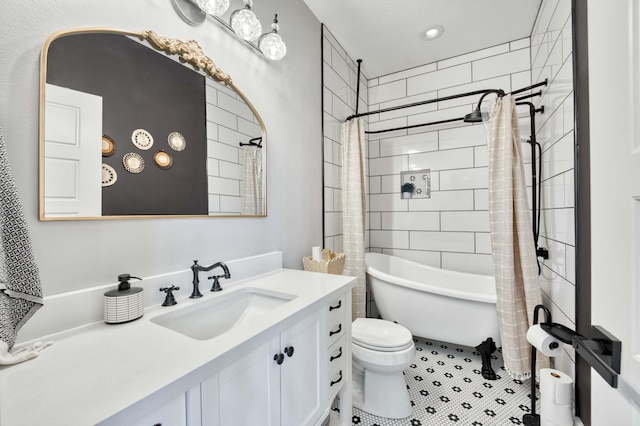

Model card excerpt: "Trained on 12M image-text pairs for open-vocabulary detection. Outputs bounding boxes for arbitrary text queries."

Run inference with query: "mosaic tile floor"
[335,336,538,426]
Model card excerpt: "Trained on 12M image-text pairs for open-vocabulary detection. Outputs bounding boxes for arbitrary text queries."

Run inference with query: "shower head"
[463,108,485,123]
[464,89,505,123]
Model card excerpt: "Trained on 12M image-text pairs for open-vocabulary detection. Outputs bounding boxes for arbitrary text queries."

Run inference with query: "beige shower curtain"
[488,95,547,379]
[241,145,263,215]
[341,118,367,320]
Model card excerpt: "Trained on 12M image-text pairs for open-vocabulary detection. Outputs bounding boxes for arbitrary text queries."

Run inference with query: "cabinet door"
[221,337,280,426]
[129,392,187,426]
[280,310,322,426]
[201,337,280,426]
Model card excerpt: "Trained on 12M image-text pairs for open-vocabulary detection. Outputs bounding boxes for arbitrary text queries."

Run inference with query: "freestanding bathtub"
[365,252,501,348]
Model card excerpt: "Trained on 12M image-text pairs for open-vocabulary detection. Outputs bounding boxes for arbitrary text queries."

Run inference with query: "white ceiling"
[302,0,542,78]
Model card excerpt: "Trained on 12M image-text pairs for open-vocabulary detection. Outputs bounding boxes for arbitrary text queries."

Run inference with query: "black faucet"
[190,260,231,298]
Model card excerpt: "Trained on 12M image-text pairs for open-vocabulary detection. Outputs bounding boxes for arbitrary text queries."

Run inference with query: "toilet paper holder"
[523,305,621,426]
[538,319,621,388]
[572,326,621,388]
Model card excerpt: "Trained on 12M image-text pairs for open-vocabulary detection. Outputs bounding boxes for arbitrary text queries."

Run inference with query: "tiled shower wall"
[205,79,262,215]
[322,26,368,253]
[322,4,576,373]
[531,0,576,379]
[366,39,533,275]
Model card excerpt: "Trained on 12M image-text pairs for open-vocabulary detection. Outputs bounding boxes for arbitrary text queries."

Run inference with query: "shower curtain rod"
[366,116,464,135]
[348,79,547,125]
[359,83,547,135]
[347,88,502,121]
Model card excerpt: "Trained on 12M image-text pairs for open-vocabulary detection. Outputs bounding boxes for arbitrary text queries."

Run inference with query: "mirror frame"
[39,27,267,220]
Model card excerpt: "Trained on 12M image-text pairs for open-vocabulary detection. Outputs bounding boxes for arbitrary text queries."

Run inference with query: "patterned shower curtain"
[241,145,263,215]
[341,118,367,320]
[487,95,547,379]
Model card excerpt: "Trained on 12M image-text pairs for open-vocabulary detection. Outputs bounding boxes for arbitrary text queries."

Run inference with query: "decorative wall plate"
[153,150,173,169]
[102,164,117,186]
[167,132,186,151]
[102,135,116,157]
[131,128,154,150]
[123,152,145,173]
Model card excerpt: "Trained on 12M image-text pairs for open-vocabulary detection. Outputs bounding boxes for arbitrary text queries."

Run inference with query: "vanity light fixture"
[259,14,287,61]
[193,0,229,16]
[172,0,286,60]
[230,0,262,42]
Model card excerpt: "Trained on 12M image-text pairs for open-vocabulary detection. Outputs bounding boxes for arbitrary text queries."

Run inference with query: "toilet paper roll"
[312,246,322,261]
[541,398,573,426]
[540,368,573,406]
[526,324,563,357]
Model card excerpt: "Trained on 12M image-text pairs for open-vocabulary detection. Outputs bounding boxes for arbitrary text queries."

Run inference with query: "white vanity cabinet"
[7,269,357,426]
[201,307,324,426]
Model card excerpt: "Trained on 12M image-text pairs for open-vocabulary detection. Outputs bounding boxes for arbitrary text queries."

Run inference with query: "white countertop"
[0,269,355,426]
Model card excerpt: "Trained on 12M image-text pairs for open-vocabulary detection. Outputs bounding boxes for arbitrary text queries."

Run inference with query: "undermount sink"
[150,287,296,340]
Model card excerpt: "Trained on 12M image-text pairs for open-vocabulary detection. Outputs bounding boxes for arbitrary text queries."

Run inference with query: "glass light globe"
[259,32,287,61]
[193,0,229,16]
[231,8,262,41]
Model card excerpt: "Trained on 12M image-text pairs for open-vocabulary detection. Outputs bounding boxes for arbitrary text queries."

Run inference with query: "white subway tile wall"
[322,27,368,255]
[205,79,261,215]
[366,36,536,273]
[531,0,576,380]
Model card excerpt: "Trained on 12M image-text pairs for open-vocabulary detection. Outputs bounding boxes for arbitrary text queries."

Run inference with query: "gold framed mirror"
[39,28,267,220]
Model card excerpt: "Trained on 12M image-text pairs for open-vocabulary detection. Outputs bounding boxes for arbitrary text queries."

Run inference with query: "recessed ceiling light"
[423,25,444,40]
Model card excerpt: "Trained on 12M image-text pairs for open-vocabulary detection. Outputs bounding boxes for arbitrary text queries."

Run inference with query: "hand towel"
[0,126,43,350]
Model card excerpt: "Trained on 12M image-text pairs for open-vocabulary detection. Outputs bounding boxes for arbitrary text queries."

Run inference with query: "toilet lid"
[352,318,413,351]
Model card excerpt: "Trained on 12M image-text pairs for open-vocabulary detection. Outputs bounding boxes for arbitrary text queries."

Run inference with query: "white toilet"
[351,318,416,419]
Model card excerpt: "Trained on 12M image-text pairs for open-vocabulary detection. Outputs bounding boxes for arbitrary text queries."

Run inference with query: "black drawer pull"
[330,346,343,362]
[329,300,342,311]
[329,323,342,336]
[330,370,343,386]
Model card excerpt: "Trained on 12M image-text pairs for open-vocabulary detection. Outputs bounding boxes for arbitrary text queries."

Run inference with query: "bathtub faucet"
[190,260,231,297]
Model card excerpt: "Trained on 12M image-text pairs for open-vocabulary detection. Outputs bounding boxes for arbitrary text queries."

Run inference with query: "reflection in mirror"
[39,28,266,220]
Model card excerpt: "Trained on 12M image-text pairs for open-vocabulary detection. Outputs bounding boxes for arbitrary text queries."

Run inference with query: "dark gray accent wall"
[47,33,207,215]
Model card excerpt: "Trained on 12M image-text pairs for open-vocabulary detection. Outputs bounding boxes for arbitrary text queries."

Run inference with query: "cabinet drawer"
[328,295,346,321]
[327,336,347,402]
[328,365,345,402]
[328,336,347,372]
[327,296,346,347]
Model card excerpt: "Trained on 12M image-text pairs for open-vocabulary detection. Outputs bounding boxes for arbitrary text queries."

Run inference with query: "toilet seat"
[352,318,413,352]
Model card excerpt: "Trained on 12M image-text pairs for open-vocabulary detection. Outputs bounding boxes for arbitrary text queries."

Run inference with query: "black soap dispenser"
[103,274,144,324]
